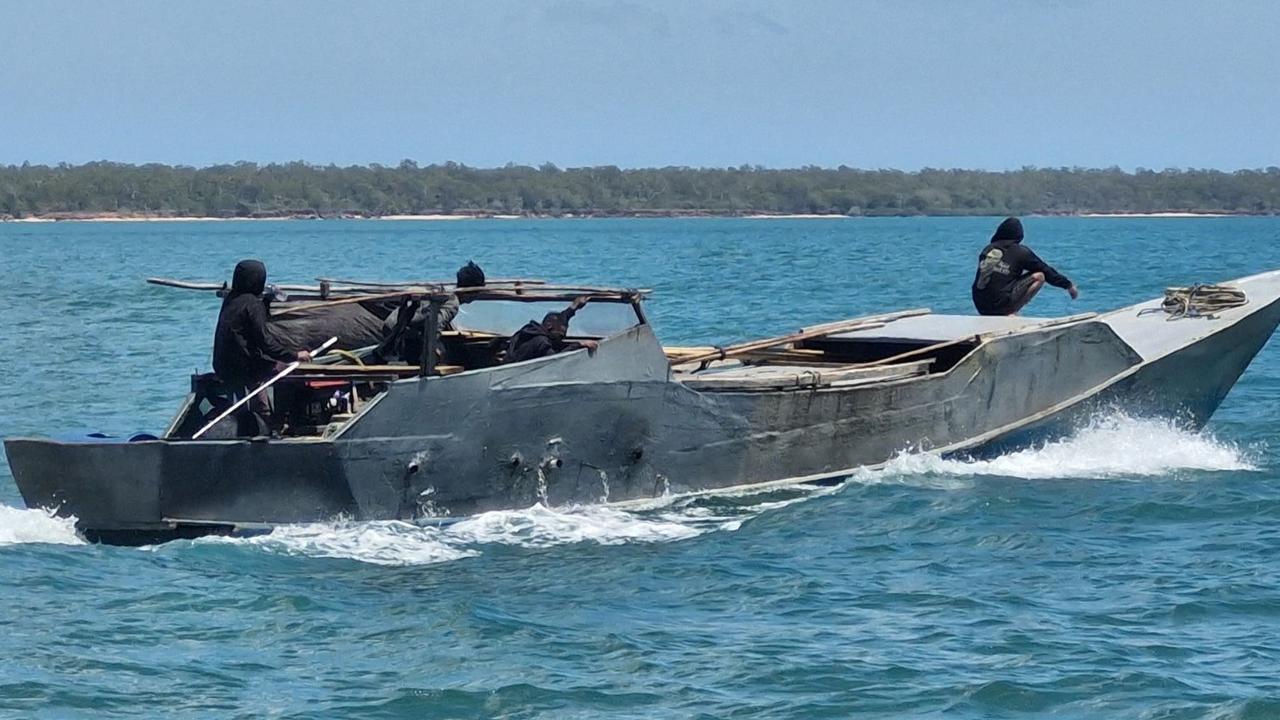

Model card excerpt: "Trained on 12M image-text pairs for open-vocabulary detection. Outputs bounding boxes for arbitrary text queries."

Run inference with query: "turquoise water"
[3,217,1280,718]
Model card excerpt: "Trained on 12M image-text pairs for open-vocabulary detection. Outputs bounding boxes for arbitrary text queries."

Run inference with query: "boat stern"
[4,435,359,544]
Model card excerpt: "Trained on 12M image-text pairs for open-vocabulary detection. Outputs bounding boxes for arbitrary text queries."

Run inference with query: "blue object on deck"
[52,431,158,443]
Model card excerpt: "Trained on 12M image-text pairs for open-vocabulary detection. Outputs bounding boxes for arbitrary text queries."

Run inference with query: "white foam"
[0,505,84,546]
[195,490,829,566]
[855,414,1256,482]
[447,503,704,547]
[198,520,476,567]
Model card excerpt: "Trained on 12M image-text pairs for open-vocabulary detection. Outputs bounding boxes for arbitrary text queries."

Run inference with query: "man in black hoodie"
[379,260,486,362]
[213,259,310,391]
[505,296,599,364]
[972,217,1079,316]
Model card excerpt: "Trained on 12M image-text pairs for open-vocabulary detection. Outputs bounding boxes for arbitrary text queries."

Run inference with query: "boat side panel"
[954,294,1280,456]
[4,439,166,528]
[157,442,355,524]
[1102,294,1280,424]
[334,324,674,516]
[330,320,1142,516]
[648,320,1143,493]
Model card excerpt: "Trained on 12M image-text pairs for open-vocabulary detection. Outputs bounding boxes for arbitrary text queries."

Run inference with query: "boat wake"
[0,504,84,546]
[854,413,1257,483]
[190,486,835,567]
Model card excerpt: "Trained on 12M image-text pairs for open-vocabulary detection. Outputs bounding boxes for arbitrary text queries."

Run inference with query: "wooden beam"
[293,363,464,376]
[672,309,930,367]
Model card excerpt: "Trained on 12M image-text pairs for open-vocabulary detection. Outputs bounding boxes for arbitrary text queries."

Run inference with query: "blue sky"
[3,0,1277,169]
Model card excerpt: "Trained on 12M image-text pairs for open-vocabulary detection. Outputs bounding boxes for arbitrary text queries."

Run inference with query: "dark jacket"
[505,307,582,364]
[971,219,1071,313]
[379,294,460,362]
[213,260,296,387]
[505,321,558,364]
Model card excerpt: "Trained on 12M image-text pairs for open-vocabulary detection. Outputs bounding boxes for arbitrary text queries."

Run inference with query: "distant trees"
[0,162,1278,219]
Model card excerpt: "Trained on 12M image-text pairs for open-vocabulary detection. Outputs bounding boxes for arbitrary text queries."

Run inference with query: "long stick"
[272,290,434,316]
[317,277,547,288]
[146,277,323,293]
[192,337,338,439]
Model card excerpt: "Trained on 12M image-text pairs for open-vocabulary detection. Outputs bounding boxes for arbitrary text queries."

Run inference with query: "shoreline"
[1072,212,1232,218]
[0,210,1265,223]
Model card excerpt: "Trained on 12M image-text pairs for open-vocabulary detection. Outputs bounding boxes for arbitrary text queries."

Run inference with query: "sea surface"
[3,217,1280,719]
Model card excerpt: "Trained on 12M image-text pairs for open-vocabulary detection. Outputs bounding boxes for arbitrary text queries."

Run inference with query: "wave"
[854,413,1257,483]
[0,505,84,546]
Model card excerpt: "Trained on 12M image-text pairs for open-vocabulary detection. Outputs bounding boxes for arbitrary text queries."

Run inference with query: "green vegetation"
[3,161,1280,218]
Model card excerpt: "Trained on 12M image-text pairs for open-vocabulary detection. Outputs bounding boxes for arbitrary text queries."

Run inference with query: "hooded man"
[213,259,310,390]
[380,260,486,362]
[971,217,1079,316]
[505,296,599,364]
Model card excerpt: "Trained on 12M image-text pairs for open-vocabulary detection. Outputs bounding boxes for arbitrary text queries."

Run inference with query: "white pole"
[192,336,338,439]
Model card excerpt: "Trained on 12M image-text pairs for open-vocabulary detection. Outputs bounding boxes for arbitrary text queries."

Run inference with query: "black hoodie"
[971,218,1071,313]
[213,260,296,386]
[505,307,581,364]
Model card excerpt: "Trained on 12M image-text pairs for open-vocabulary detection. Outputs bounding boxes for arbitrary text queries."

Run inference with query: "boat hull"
[9,272,1280,544]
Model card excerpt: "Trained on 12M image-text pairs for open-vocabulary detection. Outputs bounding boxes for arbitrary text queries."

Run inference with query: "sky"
[2,0,1277,170]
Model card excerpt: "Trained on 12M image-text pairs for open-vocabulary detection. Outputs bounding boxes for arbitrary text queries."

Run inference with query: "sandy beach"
[743,213,850,219]
[1077,212,1231,218]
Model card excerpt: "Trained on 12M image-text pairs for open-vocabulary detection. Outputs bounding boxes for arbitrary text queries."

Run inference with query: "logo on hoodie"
[976,248,1012,289]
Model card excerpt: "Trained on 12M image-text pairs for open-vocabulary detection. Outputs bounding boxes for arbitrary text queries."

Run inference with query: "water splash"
[0,505,84,546]
[193,488,827,567]
[856,414,1257,483]
[203,520,477,567]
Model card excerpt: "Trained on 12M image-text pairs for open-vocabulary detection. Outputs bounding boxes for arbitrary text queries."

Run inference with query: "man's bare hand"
[1067,284,1080,300]
[570,295,590,311]
[582,340,600,355]
[297,350,313,362]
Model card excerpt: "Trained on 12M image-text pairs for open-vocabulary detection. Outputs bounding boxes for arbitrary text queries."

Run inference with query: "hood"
[230,259,267,296]
[991,217,1024,244]
[456,260,486,288]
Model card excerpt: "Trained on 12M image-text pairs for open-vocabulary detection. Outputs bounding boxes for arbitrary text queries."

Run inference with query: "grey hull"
[9,271,1280,543]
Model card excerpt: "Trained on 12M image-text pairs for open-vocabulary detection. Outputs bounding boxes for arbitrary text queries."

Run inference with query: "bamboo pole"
[317,277,547,288]
[272,289,434,315]
[147,277,376,295]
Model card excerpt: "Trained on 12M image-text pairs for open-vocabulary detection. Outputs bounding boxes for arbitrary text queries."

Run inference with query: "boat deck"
[1102,269,1280,360]
[825,314,1047,344]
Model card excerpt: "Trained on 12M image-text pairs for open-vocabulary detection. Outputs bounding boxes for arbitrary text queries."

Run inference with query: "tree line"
[2,161,1279,219]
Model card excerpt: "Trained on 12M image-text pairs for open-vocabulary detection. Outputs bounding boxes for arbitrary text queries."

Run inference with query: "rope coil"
[1144,283,1248,320]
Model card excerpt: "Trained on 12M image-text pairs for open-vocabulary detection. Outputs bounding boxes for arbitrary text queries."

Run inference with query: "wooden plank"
[147,277,325,293]
[674,309,929,367]
[978,312,1098,338]
[679,360,931,391]
[292,363,464,376]
[273,290,433,315]
[800,309,930,334]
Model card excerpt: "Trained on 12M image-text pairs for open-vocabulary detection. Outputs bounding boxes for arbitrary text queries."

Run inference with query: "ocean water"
[3,216,1280,718]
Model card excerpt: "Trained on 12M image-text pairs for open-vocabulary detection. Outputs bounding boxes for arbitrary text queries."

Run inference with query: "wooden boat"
[7,270,1280,544]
